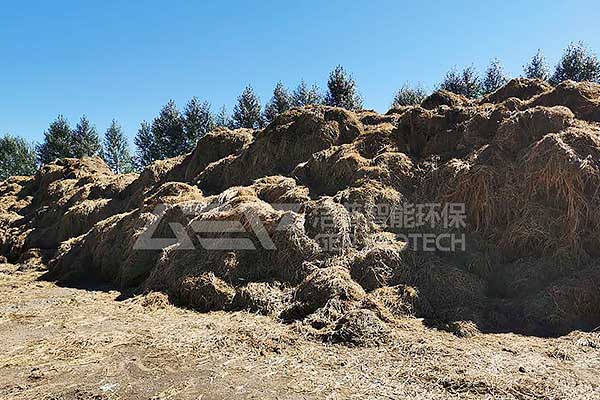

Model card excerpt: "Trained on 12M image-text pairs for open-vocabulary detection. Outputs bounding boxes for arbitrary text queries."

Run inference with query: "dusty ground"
[1,264,599,400]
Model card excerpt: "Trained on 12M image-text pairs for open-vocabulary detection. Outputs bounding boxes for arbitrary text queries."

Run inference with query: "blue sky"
[1,0,599,144]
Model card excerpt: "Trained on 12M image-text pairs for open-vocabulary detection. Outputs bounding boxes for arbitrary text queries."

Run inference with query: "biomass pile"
[2,78,600,343]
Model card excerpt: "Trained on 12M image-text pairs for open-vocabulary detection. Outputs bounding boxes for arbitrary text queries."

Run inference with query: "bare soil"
[1,265,599,400]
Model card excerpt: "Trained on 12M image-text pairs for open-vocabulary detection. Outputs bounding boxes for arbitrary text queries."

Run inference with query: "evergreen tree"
[103,120,134,174]
[325,65,363,110]
[151,100,186,158]
[183,97,215,148]
[550,41,600,85]
[440,66,482,98]
[392,83,428,107]
[263,81,292,124]
[215,105,233,128]
[134,120,158,169]
[0,134,37,180]
[36,115,75,165]
[524,49,550,81]
[292,80,323,107]
[482,59,510,95]
[72,115,102,158]
[232,85,262,129]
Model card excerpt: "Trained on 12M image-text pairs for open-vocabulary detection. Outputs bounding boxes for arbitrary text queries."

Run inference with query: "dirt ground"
[1,264,599,400]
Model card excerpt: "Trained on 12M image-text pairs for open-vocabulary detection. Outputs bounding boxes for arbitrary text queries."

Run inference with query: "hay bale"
[421,90,472,109]
[289,266,365,317]
[124,156,185,208]
[519,268,600,336]
[294,144,370,195]
[415,264,486,316]
[357,110,397,126]
[486,257,564,299]
[424,148,504,232]
[528,80,600,121]
[183,127,254,181]
[87,173,138,200]
[363,151,415,191]
[449,104,513,155]
[30,157,113,204]
[482,78,552,104]
[392,106,469,157]
[251,176,310,205]
[48,197,199,287]
[367,284,432,318]
[333,180,403,227]
[142,191,320,299]
[142,181,204,210]
[303,298,355,329]
[304,197,374,253]
[349,241,409,291]
[495,106,574,151]
[353,125,397,158]
[195,155,238,195]
[328,309,391,346]
[497,205,566,259]
[16,248,50,271]
[522,128,600,250]
[198,106,364,193]
[230,282,285,316]
[174,272,235,311]
[57,198,122,242]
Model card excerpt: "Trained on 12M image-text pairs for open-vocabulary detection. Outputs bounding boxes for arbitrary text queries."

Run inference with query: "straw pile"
[3,79,600,342]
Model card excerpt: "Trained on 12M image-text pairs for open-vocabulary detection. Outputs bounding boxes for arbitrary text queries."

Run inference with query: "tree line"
[1,41,599,180]
[393,42,600,106]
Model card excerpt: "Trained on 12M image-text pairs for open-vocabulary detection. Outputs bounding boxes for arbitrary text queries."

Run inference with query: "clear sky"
[2,0,599,144]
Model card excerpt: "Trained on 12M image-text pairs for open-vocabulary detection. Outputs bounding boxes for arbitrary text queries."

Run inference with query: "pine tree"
[392,83,428,107]
[550,41,600,85]
[482,59,510,95]
[134,120,158,169]
[72,115,102,158]
[325,65,363,110]
[440,66,482,98]
[103,120,134,174]
[292,80,323,107]
[215,105,233,128]
[0,134,37,180]
[36,115,75,165]
[151,100,186,158]
[263,81,292,124]
[524,50,550,81]
[183,97,215,149]
[232,85,262,129]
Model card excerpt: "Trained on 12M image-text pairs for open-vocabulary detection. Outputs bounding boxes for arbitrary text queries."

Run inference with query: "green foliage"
[215,105,233,128]
[325,65,363,110]
[292,80,323,107]
[134,121,157,170]
[232,85,262,129]
[103,120,134,174]
[391,83,428,107]
[151,100,186,159]
[183,97,215,146]
[550,41,600,85]
[263,81,292,124]
[0,134,37,180]
[439,66,482,98]
[482,59,510,95]
[72,115,102,158]
[524,49,550,81]
[36,115,75,165]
